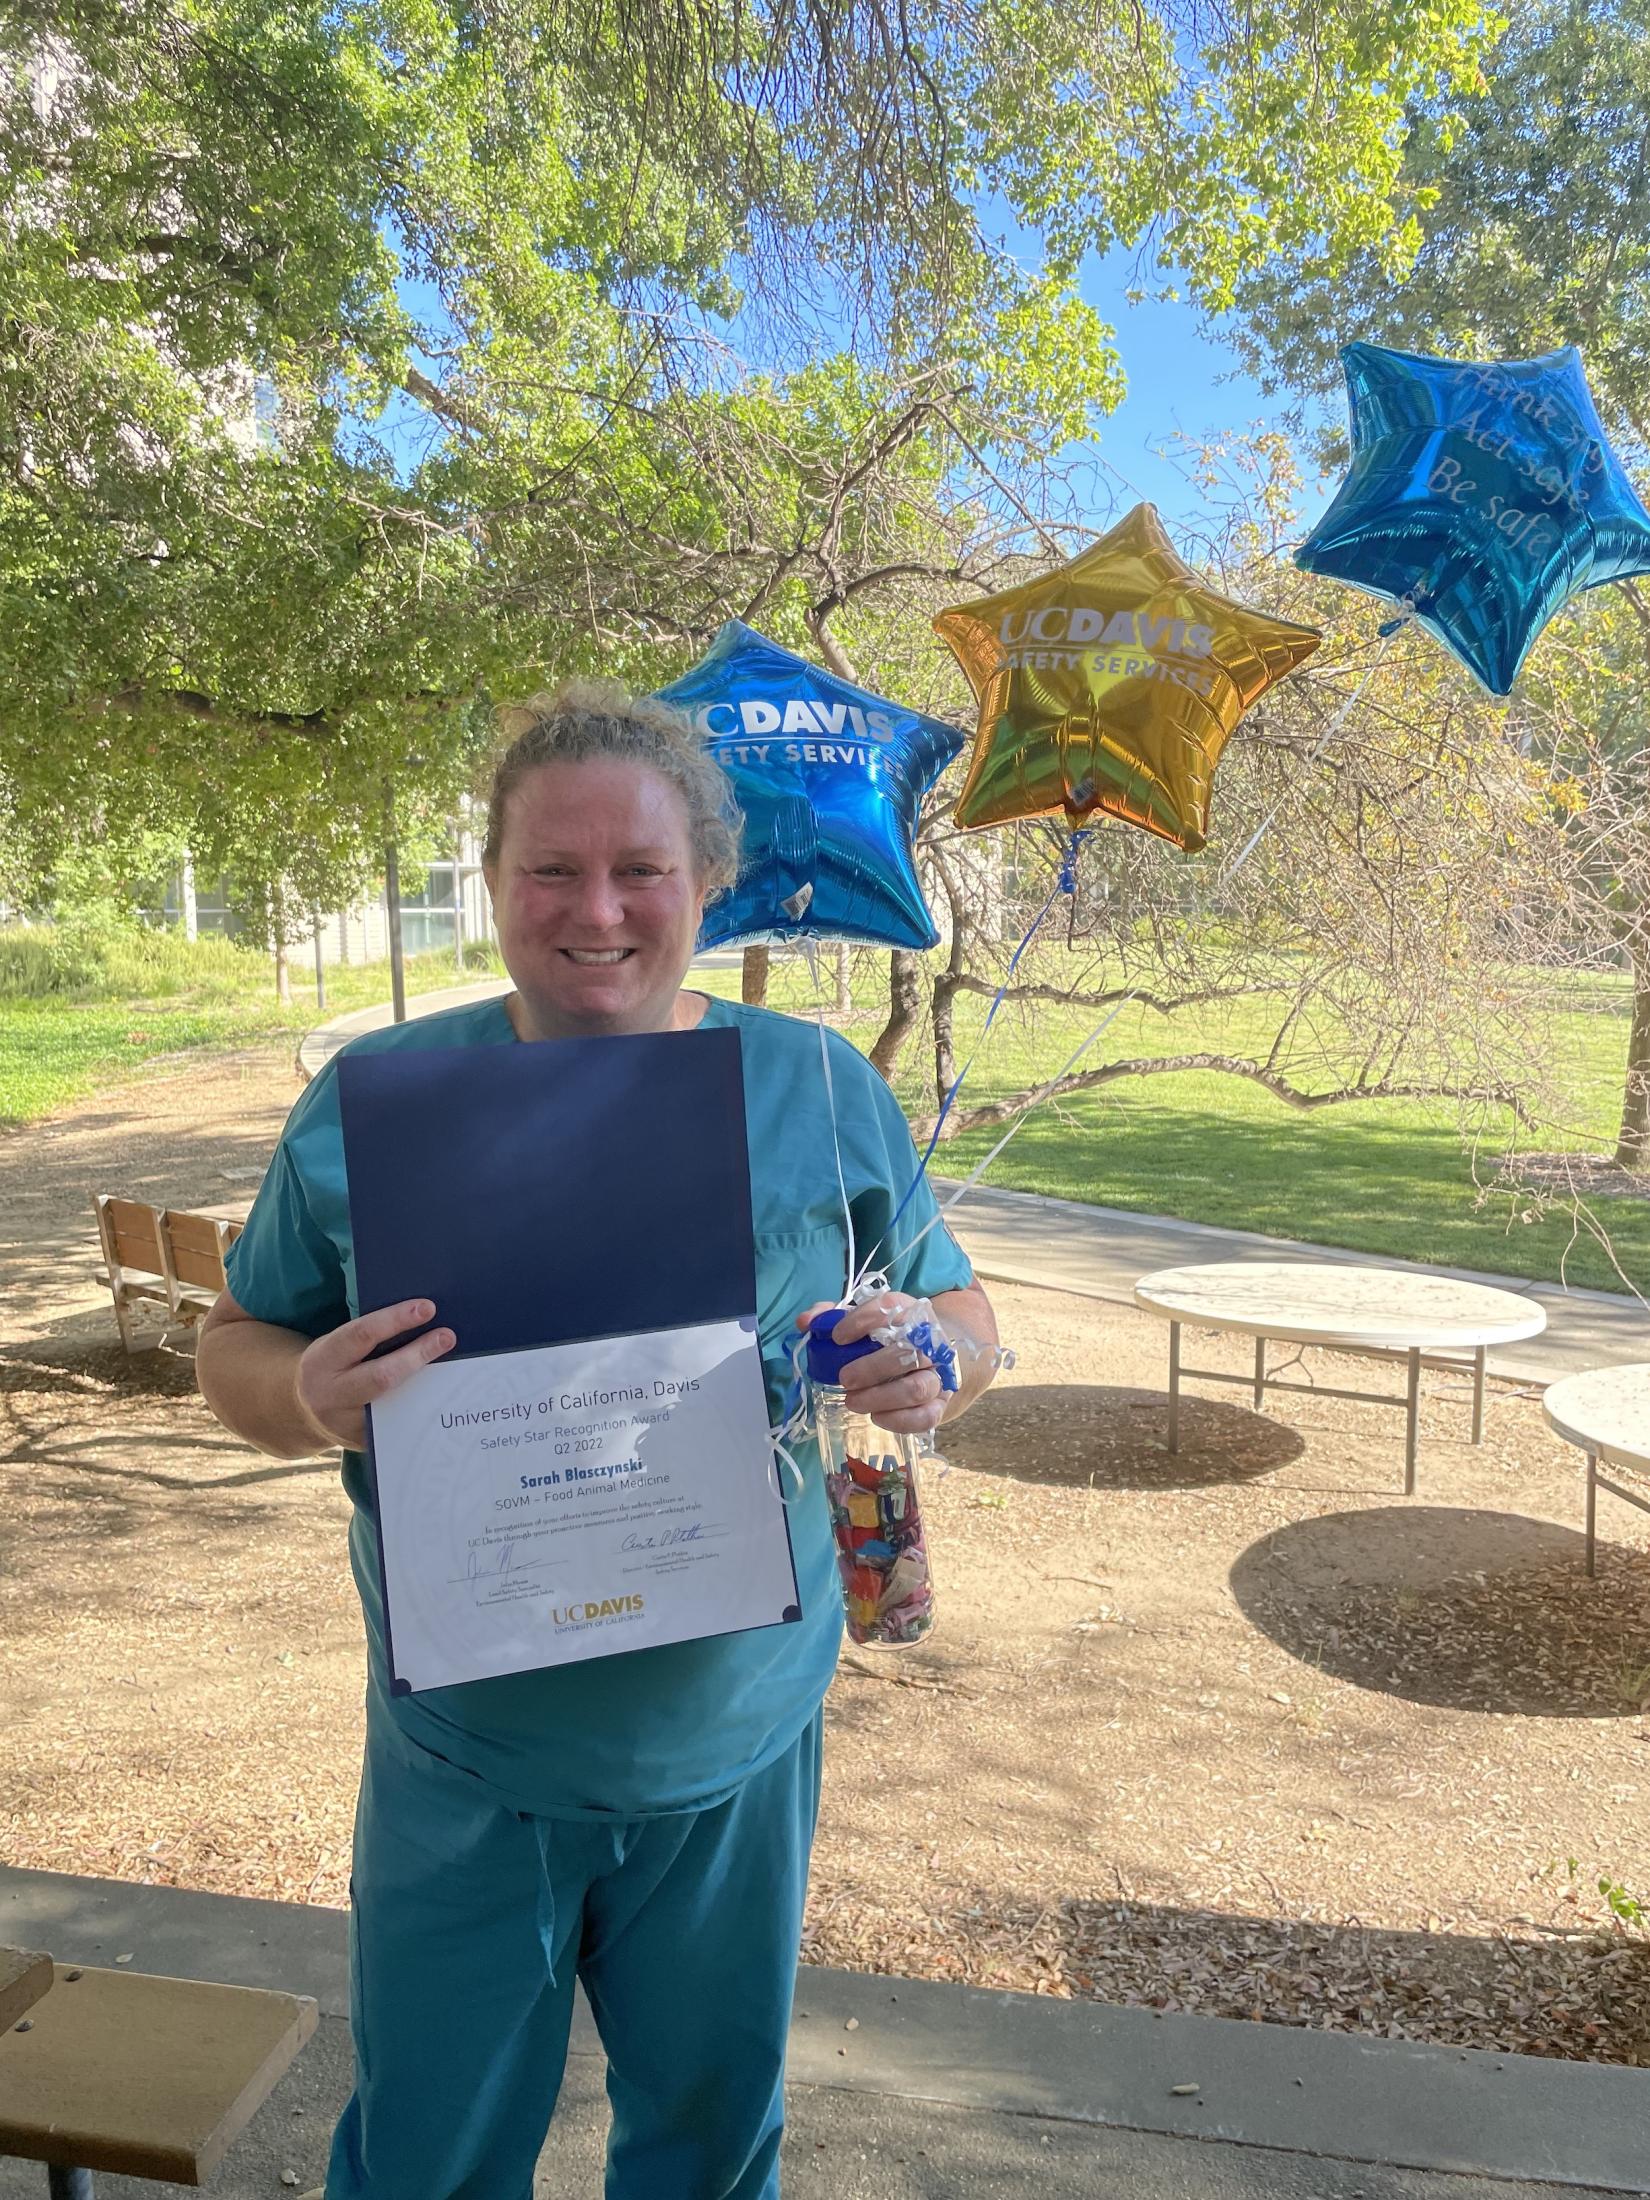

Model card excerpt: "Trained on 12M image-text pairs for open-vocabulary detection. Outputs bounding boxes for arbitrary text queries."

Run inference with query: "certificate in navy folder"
[337,1027,800,1693]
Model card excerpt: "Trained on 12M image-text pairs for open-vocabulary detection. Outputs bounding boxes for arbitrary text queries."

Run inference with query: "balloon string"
[852,619,1407,1292]
[874,826,1091,1265]
[876,989,1141,1273]
[768,1328,813,1506]
[791,938,857,1296]
[1218,614,1407,887]
[769,941,859,1461]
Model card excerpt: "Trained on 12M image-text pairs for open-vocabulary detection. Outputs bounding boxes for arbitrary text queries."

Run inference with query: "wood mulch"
[2,1044,1646,2064]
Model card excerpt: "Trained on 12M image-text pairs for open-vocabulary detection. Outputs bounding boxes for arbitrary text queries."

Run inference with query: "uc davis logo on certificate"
[550,1594,646,1631]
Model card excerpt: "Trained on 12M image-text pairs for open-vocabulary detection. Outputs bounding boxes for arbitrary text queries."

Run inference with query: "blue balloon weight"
[1297,343,1650,694]
[655,621,964,951]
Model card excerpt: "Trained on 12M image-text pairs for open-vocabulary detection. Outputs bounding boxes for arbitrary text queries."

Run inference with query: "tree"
[1227,0,1650,442]
[894,445,1571,1180]
[1226,0,1650,1166]
[1503,594,1650,1169]
[1,0,1500,917]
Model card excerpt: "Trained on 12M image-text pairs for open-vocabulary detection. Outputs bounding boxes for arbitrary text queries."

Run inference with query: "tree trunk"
[926,837,969,1110]
[383,787,407,1025]
[272,881,291,1004]
[1616,961,1650,1167]
[312,910,326,1011]
[742,946,769,1006]
[932,971,959,1110]
[870,950,922,1080]
[452,830,467,971]
[834,945,851,1017]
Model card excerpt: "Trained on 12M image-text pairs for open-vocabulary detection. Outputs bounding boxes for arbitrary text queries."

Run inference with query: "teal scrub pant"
[323,1712,824,2200]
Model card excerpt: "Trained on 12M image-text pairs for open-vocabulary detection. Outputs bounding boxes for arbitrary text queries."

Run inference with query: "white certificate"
[366,1316,799,1692]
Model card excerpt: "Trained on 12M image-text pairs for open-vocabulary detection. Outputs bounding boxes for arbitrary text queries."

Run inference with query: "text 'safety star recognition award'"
[338,1028,799,1693]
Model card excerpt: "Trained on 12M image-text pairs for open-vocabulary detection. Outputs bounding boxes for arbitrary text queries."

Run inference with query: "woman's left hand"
[795,1295,947,1436]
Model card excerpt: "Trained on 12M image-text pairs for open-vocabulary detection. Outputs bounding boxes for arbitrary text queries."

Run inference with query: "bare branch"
[920,1055,1537,1142]
[948,974,1287,1016]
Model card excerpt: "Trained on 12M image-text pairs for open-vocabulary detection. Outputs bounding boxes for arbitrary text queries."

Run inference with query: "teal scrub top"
[226,994,973,1820]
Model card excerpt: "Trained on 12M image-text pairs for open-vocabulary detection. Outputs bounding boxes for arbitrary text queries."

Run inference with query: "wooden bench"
[0,1946,52,2032]
[92,1197,244,1352]
[0,1950,316,2193]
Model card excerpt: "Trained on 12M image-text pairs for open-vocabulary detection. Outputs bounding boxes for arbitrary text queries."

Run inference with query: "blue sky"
[1080,267,1304,523]
[383,230,1343,549]
[1015,229,1339,546]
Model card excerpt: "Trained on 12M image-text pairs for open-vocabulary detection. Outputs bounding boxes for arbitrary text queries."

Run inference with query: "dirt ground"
[3,1044,1648,2065]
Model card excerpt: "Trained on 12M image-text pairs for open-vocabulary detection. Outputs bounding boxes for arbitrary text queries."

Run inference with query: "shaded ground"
[2,1046,1647,2065]
[1503,1152,1650,1206]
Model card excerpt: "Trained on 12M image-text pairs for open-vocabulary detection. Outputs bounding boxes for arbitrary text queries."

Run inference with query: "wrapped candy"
[823,1446,934,1646]
[805,1306,946,1648]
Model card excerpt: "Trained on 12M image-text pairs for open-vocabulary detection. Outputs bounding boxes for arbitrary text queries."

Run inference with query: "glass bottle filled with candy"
[804,1306,950,1648]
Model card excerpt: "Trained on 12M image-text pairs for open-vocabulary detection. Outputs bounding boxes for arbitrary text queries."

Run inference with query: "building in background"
[161,825,493,966]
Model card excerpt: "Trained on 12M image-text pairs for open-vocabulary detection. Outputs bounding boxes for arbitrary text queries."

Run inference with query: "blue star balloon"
[655,621,964,950]
[1297,343,1650,694]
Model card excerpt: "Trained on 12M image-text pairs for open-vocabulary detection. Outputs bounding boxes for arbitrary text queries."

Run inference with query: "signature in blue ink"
[620,1523,722,1554]
[448,1544,559,1602]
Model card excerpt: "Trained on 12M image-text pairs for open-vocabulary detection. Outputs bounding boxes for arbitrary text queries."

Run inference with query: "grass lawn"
[8,931,1648,1296]
[712,955,1650,1299]
[0,943,500,1127]
[942,1080,1642,1292]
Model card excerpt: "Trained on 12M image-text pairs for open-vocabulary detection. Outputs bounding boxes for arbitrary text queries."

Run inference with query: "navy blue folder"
[337,1026,756,1353]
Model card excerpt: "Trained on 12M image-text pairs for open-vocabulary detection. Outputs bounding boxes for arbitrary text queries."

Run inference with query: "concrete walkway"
[296,975,512,1081]
[936,1179,1650,1385]
[297,983,1649,1388]
[294,955,747,1083]
[2,1865,1645,2197]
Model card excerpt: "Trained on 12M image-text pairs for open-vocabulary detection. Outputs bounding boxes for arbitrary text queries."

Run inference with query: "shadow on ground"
[0,1335,203,1400]
[0,1329,337,1641]
[1231,1505,1650,1716]
[940,1381,1305,1489]
[2,1102,282,1312]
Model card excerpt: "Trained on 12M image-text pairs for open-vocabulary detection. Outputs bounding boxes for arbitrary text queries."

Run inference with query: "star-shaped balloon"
[655,621,964,950]
[933,505,1320,851]
[1296,343,1650,695]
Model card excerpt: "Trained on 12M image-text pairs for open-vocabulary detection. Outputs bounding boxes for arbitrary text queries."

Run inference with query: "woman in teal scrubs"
[197,680,999,2200]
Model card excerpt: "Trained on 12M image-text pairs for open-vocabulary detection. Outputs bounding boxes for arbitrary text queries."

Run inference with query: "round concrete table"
[1133,1261,1548,1490]
[1542,1362,1650,1576]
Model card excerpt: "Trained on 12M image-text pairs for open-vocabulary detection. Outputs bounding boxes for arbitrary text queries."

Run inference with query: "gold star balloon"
[934,504,1322,851]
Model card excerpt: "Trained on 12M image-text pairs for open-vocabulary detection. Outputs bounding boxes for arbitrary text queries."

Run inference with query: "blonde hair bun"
[485,678,741,893]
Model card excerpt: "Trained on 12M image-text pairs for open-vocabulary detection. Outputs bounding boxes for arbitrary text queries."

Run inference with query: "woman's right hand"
[295,1299,457,1452]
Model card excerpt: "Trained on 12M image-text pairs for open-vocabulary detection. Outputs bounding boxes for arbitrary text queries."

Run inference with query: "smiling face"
[484,758,710,1039]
